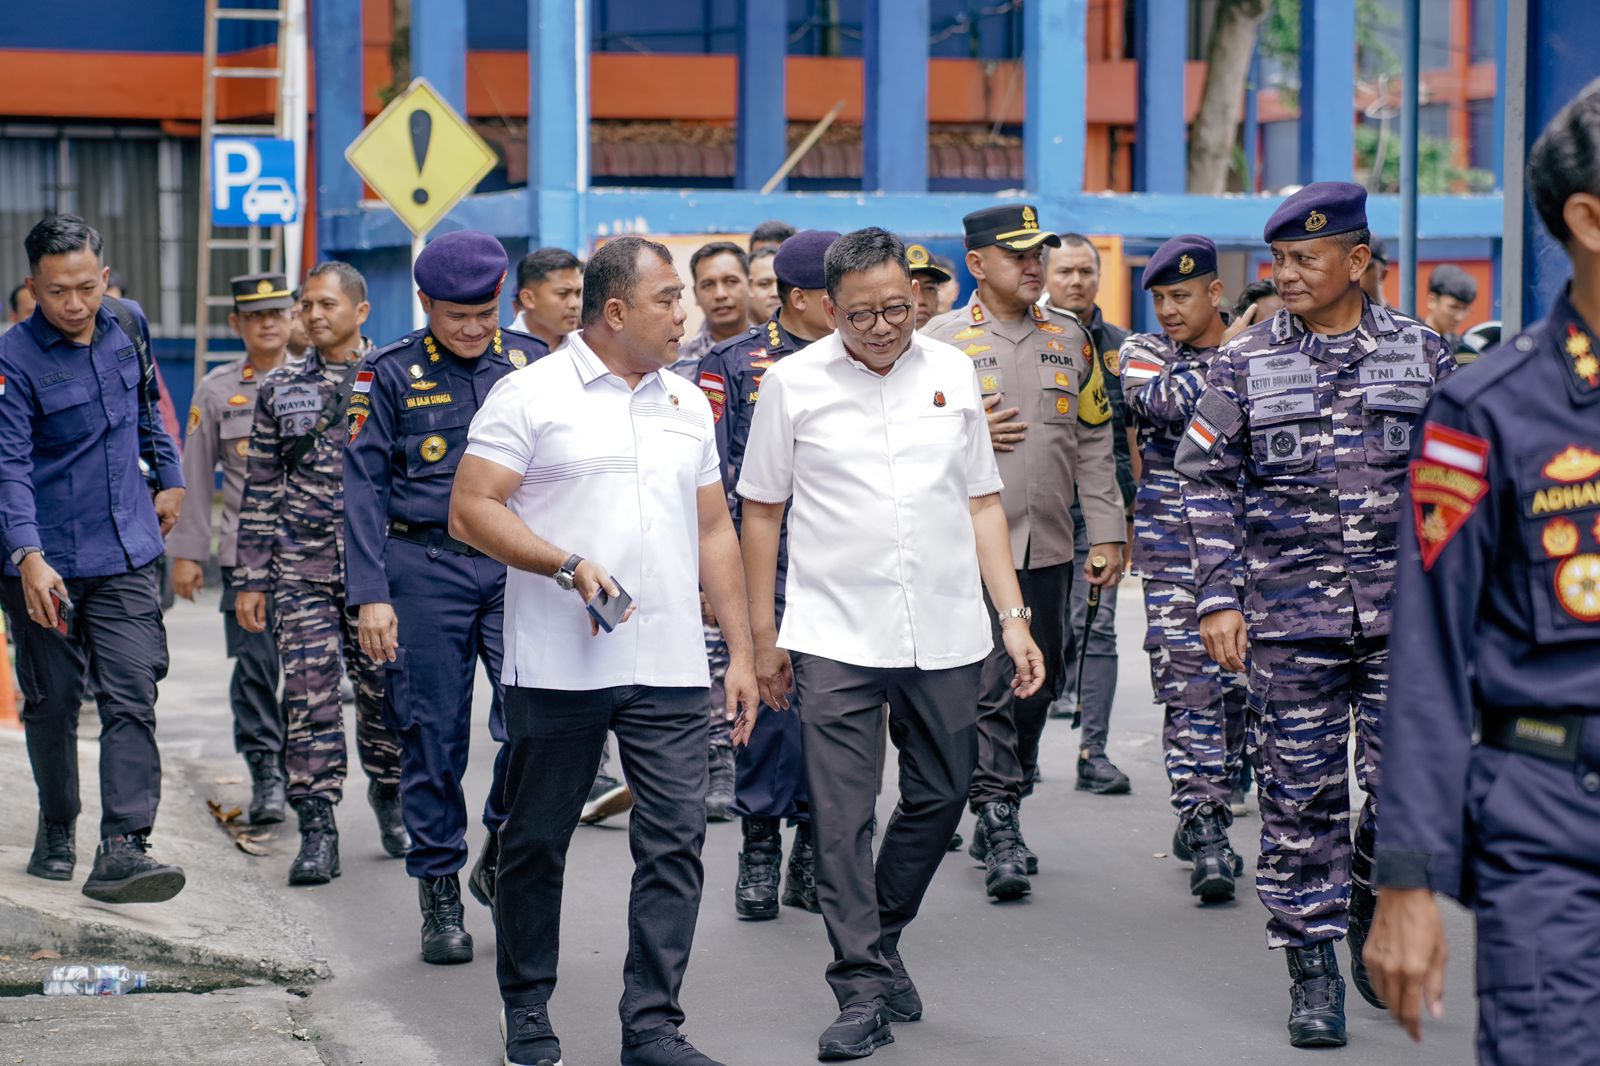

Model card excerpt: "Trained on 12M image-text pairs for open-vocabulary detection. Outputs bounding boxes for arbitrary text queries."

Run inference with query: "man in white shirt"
[737,227,1045,1061]
[449,236,758,1066]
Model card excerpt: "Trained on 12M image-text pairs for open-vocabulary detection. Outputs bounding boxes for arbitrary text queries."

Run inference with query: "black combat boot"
[734,816,781,920]
[706,742,736,823]
[781,820,820,912]
[1285,941,1348,1048]
[244,751,287,825]
[81,833,186,904]
[976,802,1030,901]
[288,797,340,885]
[1346,880,1385,1009]
[1173,818,1244,875]
[966,813,988,864]
[1009,803,1038,876]
[882,947,923,1022]
[467,827,499,909]
[367,780,412,858]
[1181,801,1237,903]
[27,813,75,881]
[419,874,473,964]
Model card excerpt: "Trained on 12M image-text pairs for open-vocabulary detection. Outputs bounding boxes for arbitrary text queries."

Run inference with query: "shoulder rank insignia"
[423,335,441,363]
[508,349,528,369]
[767,321,782,349]
[1030,304,1046,321]
[1543,445,1600,483]
[968,303,986,324]
[1567,325,1599,388]
[241,364,254,381]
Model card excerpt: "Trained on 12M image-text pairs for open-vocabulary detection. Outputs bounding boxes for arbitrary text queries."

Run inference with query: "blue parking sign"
[212,137,298,226]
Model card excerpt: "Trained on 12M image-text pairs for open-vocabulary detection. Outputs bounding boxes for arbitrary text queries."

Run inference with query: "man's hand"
[725,656,761,746]
[358,602,400,663]
[235,590,268,633]
[983,393,1027,452]
[573,558,635,636]
[1223,302,1259,342]
[1001,621,1046,699]
[753,641,794,716]
[1085,543,1124,589]
[19,553,68,630]
[1365,888,1449,1043]
[172,558,204,601]
[699,591,717,627]
[153,487,185,536]
[1199,608,1248,672]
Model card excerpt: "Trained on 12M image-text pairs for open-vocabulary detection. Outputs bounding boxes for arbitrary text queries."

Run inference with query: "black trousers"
[0,562,169,838]
[220,571,285,756]
[970,563,1072,809]
[792,653,980,1008]
[495,684,708,1047]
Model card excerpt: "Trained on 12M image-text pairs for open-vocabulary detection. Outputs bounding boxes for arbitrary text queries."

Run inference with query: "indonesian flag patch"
[1409,427,1491,569]
[0,374,8,397]
[1184,414,1219,453]
[352,370,374,395]
[1418,422,1489,475]
[1122,355,1163,386]
[697,371,727,423]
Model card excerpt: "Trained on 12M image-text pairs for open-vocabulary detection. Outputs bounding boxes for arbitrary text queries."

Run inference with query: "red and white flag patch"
[1184,415,1218,452]
[1419,423,1489,475]
[0,374,6,397]
[352,370,374,394]
[1121,356,1163,386]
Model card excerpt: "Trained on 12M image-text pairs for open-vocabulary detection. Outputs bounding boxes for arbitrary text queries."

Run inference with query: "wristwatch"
[997,606,1033,625]
[554,554,584,591]
[9,546,41,568]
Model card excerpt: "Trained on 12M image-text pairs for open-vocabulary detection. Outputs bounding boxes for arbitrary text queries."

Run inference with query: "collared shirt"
[0,301,183,578]
[924,295,1124,569]
[737,331,1003,670]
[168,357,270,568]
[464,331,722,691]
[1175,298,1456,640]
[343,327,546,607]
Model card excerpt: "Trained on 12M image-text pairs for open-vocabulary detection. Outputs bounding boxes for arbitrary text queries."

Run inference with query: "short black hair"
[1051,233,1101,270]
[823,227,909,299]
[305,261,368,305]
[749,247,777,266]
[689,241,748,283]
[581,236,673,326]
[7,283,25,314]
[106,268,128,297]
[1333,227,1373,255]
[749,220,796,251]
[1234,278,1278,318]
[24,214,103,273]
[517,246,582,291]
[1529,76,1600,245]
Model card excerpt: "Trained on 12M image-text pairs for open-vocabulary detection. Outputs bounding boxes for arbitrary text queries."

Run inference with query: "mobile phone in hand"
[586,582,633,633]
[50,590,74,637]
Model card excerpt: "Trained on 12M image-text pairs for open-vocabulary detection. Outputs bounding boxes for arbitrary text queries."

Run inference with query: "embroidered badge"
[353,370,375,394]
[410,380,438,392]
[1543,517,1580,559]
[1305,210,1328,232]
[1054,371,1071,388]
[419,435,448,462]
[952,326,986,342]
[1543,445,1600,483]
[1055,395,1071,416]
[241,365,254,381]
[235,438,249,457]
[409,364,424,379]
[508,349,527,369]
[1554,554,1600,621]
[1409,459,1490,569]
[1178,254,1195,275]
[1568,325,1599,388]
[348,409,368,441]
[980,374,999,392]
[227,393,250,406]
[963,343,991,357]
[187,406,201,434]
[1419,423,1490,475]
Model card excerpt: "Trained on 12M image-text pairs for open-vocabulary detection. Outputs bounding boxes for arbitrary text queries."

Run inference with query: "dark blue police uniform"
[1378,289,1600,1064]
[343,233,548,901]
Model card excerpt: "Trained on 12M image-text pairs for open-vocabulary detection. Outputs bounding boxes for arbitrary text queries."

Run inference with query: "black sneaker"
[581,773,633,825]
[367,780,412,857]
[419,874,473,965]
[468,827,500,909]
[817,1001,893,1061]
[882,950,922,1022]
[27,813,75,881]
[81,834,186,904]
[735,816,781,920]
[1285,941,1348,1048]
[706,743,736,823]
[1181,802,1236,904]
[501,1003,562,1066]
[1075,751,1132,794]
[621,1032,727,1065]
[1346,881,1385,1009]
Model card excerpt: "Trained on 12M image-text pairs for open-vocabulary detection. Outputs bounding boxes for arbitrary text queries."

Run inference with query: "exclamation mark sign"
[409,109,432,205]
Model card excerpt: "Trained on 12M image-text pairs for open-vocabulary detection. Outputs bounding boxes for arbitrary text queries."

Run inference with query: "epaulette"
[370,331,425,362]
[1439,320,1546,405]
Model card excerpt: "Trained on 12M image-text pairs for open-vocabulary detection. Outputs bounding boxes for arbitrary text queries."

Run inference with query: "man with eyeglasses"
[739,227,1044,1060]
[925,205,1125,903]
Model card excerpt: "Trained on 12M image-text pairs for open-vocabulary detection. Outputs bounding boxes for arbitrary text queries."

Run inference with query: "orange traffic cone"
[0,611,19,729]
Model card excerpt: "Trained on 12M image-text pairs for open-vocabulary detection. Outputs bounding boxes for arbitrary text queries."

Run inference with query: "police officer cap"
[772,230,839,290]
[230,272,294,311]
[963,204,1061,252]
[905,243,952,284]
[1142,235,1218,290]
[1263,181,1368,244]
[414,229,509,305]
[1428,263,1478,304]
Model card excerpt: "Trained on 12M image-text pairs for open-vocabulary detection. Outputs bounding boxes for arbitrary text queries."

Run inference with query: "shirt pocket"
[1038,362,1079,425]
[1517,468,1600,643]
[1361,385,1428,466]
[1246,391,1319,476]
[400,404,473,479]
[36,381,93,448]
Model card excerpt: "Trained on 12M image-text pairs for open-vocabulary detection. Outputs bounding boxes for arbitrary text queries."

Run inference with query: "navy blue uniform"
[0,301,183,838]
[695,314,810,821]
[344,327,546,879]
[1378,291,1600,1064]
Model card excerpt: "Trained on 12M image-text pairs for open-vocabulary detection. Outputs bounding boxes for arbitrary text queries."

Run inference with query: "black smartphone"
[586,582,633,633]
[51,590,74,637]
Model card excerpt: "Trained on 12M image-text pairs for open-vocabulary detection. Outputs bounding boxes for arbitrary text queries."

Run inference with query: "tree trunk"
[1187,0,1270,194]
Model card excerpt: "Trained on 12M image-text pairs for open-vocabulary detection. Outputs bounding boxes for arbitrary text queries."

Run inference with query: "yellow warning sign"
[343,78,499,237]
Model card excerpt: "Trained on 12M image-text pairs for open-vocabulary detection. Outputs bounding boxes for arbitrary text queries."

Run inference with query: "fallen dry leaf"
[207,799,272,856]
[28,949,62,961]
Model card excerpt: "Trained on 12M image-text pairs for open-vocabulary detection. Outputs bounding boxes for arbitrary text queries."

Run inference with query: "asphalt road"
[156,582,1477,1066]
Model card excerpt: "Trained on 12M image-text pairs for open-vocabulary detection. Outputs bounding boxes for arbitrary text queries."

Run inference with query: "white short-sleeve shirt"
[464,332,722,690]
[737,331,1003,670]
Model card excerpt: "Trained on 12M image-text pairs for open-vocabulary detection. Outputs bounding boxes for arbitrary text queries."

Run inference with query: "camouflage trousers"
[272,578,402,804]
[1246,634,1386,949]
[1140,580,1247,818]
[705,622,731,747]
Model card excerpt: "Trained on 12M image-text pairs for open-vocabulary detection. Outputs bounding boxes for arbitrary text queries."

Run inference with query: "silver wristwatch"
[997,606,1032,625]
[554,554,583,591]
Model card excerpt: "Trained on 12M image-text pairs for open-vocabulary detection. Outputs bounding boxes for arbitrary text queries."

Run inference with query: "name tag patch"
[404,392,454,409]
[1246,370,1317,397]
[272,384,320,417]
[1359,363,1433,385]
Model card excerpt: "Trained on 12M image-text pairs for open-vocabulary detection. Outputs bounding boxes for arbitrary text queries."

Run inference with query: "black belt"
[387,520,480,558]
[1479,709,1586,765]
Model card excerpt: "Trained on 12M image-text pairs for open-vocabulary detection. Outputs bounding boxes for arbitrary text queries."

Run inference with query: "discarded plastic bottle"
[42,964,149,996]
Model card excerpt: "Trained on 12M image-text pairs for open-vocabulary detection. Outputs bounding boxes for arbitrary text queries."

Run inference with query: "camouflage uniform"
[234,343,402,804]
[1175,301,1455,947]
[1118,331,1246,818]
